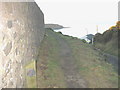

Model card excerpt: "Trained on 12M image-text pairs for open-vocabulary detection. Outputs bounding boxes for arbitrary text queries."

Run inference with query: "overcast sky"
[35,0,119,38]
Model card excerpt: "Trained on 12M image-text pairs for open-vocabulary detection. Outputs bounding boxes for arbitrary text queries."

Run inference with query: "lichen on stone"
[7,20,13,29]
[3,42,12,56]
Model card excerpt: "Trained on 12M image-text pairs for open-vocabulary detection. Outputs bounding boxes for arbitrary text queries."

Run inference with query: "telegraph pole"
[96,25,98,33]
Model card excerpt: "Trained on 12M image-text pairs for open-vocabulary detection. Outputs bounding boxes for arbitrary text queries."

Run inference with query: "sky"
[35,0,119,38]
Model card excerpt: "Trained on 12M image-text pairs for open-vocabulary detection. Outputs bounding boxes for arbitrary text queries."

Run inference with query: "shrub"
[81,39,87,43]
[58,31,62,34]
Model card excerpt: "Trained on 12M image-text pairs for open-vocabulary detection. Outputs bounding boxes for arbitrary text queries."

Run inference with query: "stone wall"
[0,1,45,88]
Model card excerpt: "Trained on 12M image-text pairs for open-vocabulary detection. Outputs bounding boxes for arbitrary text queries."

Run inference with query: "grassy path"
[50,30,87,88]
[36,29,118,88]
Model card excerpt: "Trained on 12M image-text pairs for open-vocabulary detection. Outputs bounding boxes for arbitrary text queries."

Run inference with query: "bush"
[58,31,62,34]
[81,39,87,43]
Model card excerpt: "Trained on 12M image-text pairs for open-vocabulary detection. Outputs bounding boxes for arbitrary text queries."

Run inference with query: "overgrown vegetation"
[36,28,118,88]
[94,21,119,57]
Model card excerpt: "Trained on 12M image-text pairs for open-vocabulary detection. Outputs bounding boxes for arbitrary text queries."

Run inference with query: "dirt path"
[50,31,87,88]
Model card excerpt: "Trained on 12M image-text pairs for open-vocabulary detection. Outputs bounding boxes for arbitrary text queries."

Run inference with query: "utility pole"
[96,25,98,33]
